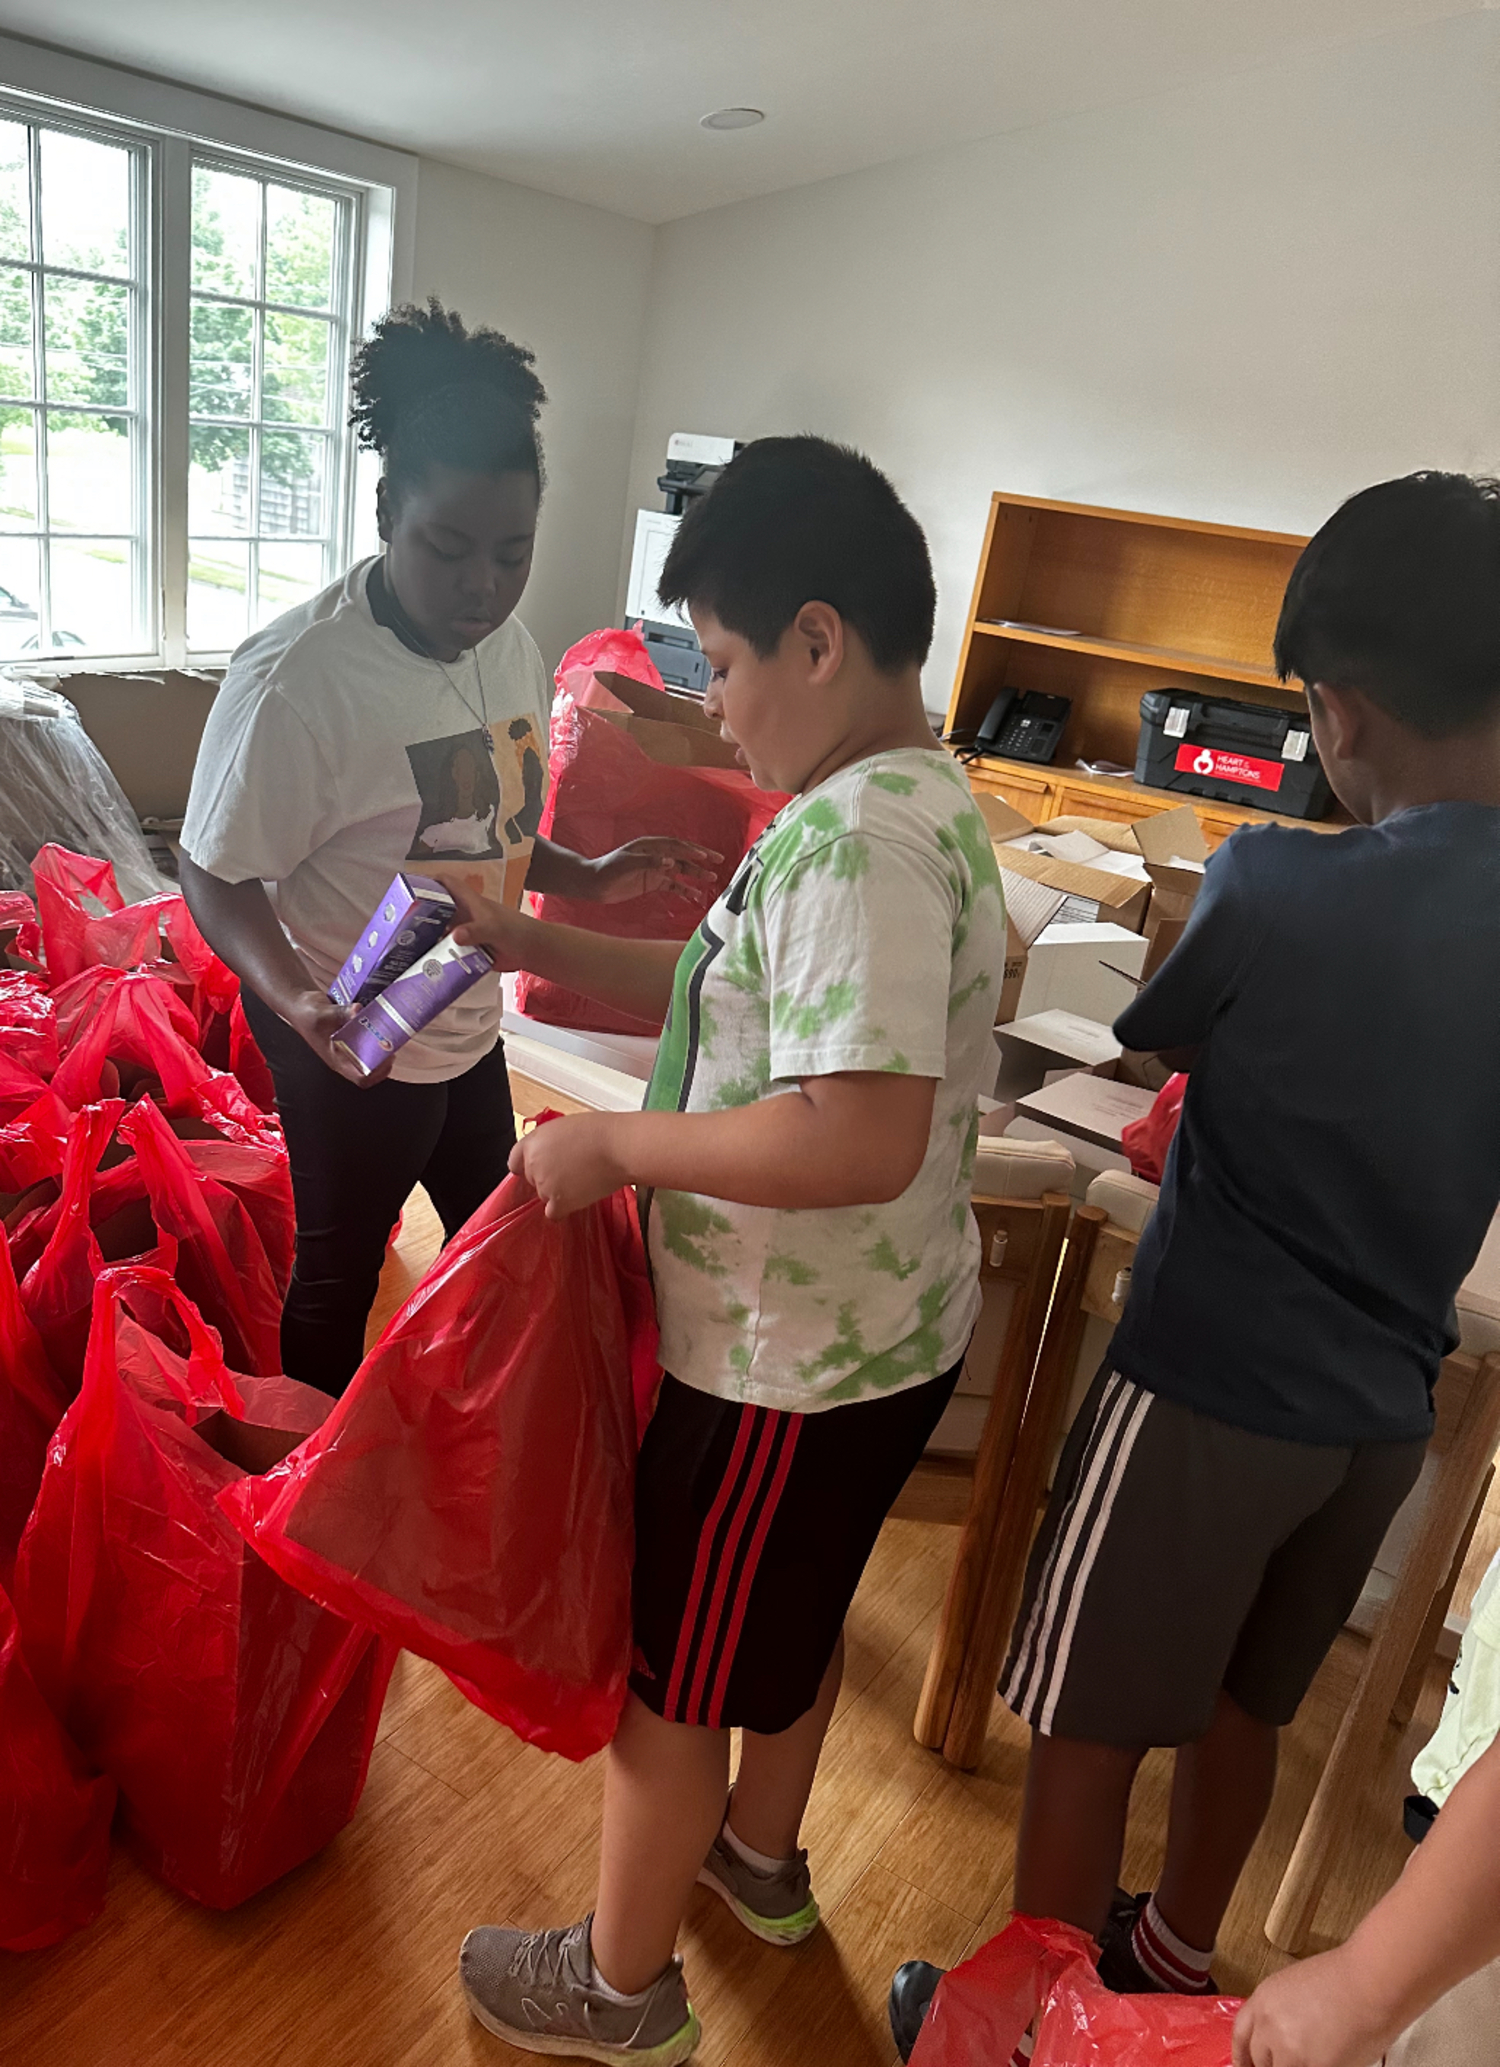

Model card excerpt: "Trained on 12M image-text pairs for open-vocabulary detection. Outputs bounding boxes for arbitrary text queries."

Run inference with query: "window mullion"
[27,123,55,655]
[158,134,191,666]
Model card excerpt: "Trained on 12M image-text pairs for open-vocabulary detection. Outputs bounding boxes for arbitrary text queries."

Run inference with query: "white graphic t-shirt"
[181,559,551,1083]
[644,748,1007,1413]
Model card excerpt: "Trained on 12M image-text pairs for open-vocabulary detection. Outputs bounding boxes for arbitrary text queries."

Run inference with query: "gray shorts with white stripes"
[1000,1364,1426,1747]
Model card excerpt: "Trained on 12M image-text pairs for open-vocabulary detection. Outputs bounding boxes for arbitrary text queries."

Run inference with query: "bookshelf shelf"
[946,492,1326,838]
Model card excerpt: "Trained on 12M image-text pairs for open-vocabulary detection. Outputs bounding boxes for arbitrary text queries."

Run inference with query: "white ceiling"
[0,0,1474,222]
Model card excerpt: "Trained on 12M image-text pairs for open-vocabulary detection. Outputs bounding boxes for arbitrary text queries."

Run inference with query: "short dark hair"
[350,298,547,500]
[657,435,936,673]
[1274,472,1500,739]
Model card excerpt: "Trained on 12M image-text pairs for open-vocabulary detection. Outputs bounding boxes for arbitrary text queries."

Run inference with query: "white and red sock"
[1009,2029,1034,2066]
[1131,1894,1215,1994]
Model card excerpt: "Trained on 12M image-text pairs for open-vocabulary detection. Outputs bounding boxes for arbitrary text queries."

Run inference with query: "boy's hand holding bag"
[224,1136,661,1762]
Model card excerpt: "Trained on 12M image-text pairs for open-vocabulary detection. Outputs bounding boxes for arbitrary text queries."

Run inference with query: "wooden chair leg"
[1266,1354,1500,1954]
[940,1205,1107,1771]
[1390,1466,1494,1731]
[914,1193,1071,1750]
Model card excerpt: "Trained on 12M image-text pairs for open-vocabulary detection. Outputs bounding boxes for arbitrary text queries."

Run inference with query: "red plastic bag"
[31,845,174,985]
[161,899,238,1023]
[0,1232,66,1588]
[0,889,43,969]
[19,1100,176,1386]
[51,969,209,1111]
[12,1267,396,1908]
[228,993,278,1112]
[225,1165,660,1760]
[1119,1073,1187,1186]
[116,1097,285,1374]
[0,1581,115,1952]
[0,1087,71,1196]
[182,1136,294,1300]
[0,970,59,1077]
[518,660,786,1034]
[912,1915,1240,2066]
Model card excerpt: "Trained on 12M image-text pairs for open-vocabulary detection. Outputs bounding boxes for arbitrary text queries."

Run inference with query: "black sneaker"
[888,1961,944,2063]
[1096,1892,1219,1996]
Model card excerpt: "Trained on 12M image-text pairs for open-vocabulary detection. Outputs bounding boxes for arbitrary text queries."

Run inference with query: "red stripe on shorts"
[705,1412,803,1727]
[684,1410,781,1724]
[663,1405,761,1721]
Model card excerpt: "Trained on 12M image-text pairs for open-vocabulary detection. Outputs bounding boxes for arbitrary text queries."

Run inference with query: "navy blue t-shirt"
[1111,805,1500,1446]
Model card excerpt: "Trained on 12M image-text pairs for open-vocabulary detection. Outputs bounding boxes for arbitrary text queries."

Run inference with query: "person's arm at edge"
[179,853,373,1085]
[511,1072,938,1218]
[1113,834,1265,1069]
[1233,1734,1500,2067]
[527,833,722,904]
[432,869,684,1024]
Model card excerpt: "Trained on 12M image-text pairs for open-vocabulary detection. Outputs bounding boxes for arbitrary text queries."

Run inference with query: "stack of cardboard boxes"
[974,791,1209,1119]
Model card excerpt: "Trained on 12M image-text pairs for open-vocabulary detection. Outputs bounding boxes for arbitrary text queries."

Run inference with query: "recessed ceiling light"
[700,107,765,132]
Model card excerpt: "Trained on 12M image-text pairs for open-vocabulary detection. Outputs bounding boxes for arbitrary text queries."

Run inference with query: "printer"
[625,432,742,694]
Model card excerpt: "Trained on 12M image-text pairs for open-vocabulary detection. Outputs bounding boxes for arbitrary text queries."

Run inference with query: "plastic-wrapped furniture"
[0,679,164,902]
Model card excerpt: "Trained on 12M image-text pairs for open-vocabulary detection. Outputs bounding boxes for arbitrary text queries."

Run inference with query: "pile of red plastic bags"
[0,846,395,1950]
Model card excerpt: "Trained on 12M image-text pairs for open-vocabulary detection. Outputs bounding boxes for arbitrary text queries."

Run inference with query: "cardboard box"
[1014,1072,1159,1154]
[1016,921,1150,1025]
[1132,805,1209,982]
[995,868,1068,1025]
[993,1009,1122,1102]
[974,793,1153,935]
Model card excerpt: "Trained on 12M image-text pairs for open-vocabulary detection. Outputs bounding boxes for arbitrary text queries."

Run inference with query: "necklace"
[372,559,494,751]
[432,649,493,754]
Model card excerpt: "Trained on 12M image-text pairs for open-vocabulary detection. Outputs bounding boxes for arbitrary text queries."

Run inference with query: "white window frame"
[0,34,417,671]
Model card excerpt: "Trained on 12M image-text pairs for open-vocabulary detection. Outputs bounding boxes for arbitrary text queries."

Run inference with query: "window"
[0,81,387,669]
[187,161,355,652]
[0,114,149,661]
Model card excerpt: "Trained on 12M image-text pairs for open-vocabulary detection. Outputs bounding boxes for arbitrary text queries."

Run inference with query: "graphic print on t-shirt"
[404,715,547,914]
[406,726,509,861]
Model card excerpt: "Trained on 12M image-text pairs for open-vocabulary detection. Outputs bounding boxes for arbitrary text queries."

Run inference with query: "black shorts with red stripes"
[630,1361,962,1734]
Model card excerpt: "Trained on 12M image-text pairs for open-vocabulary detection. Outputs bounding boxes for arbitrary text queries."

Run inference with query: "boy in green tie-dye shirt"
[439,436,1006,2066]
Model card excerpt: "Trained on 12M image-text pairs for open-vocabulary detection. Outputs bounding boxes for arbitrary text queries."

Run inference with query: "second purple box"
[329,873,458,1013]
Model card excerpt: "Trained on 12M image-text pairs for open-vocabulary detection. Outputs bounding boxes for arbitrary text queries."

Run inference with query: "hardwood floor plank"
[2,1171,1453,2067]
[717,1864,973,2067]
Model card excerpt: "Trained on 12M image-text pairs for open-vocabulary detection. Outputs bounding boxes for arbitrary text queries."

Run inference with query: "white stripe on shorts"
[1004,1372,1154,1735]
[1001,1371,1134,1715]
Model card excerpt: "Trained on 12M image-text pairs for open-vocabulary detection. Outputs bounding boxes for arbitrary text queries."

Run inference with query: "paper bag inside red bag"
[225,1161,660,1761]
[12,1267,395,1908]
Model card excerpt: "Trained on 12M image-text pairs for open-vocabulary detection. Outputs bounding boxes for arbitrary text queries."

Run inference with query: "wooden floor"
[0,1191,1474,2067]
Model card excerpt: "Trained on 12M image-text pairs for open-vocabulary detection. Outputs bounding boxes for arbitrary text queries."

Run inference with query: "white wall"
[623,10,1500,717]
[413,160,655,672]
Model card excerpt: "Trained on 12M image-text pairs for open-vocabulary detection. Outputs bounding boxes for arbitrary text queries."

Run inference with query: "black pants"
[243,988,516,1394]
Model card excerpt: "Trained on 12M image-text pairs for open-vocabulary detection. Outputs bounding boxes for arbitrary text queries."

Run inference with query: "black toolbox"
[1135,689,1331,819]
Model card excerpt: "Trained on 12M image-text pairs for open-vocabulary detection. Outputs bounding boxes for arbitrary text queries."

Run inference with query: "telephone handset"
[972,688,1071,765]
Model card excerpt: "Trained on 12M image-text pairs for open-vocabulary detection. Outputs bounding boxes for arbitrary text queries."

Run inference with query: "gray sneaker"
[697,1829,820,1947]
[459,1914,701,2064]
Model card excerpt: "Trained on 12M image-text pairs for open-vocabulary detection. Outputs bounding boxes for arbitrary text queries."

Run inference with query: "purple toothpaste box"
[329,873,457,1013]
[332,935,496,1077]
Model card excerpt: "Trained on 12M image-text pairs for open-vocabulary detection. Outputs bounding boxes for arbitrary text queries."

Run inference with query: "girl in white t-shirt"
[180,300,713,1393]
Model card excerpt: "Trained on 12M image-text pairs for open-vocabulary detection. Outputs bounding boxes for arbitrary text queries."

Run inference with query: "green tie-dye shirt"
[643,748,1006,1411]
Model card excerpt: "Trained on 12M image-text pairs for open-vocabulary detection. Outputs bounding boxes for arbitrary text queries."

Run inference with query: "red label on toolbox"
[1173,743,1285,793]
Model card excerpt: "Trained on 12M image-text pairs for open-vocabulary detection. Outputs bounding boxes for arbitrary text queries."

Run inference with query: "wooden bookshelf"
[944,492,1341,842]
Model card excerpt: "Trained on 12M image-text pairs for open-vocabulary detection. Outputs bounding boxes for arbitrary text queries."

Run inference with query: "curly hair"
[349,297,547,498]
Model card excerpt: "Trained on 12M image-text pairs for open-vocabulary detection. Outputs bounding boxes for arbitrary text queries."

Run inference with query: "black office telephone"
[968,688,1071,764]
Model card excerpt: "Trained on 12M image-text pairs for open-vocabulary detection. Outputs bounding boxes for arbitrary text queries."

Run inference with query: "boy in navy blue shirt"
[893,471,1500,2055]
